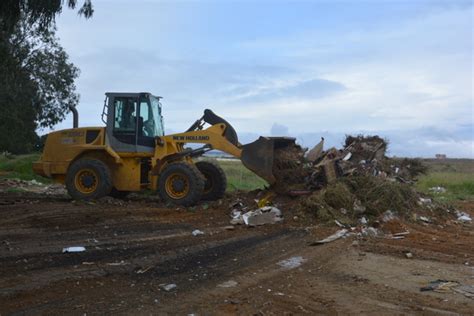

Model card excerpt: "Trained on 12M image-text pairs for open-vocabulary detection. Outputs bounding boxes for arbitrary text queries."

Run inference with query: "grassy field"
[0,154,50,183]
[207,159,267,191]
[1,154,472,200]
[415,159,474,201]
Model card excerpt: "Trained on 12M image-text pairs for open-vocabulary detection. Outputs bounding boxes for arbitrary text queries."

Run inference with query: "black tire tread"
[195,160,227,201]
[65,158,113,200]
[158,162,205,206]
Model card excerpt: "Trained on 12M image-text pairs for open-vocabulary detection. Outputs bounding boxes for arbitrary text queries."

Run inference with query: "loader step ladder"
[101,96,108,124]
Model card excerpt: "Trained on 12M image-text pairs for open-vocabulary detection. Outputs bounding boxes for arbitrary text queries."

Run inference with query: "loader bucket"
[241,136,296,184]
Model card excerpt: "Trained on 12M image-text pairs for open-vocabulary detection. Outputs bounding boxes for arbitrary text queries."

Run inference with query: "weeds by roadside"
[0,154,51,183]
[416,172,474,201]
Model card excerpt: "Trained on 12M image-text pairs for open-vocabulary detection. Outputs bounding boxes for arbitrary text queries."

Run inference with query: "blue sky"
[53,0,473,157]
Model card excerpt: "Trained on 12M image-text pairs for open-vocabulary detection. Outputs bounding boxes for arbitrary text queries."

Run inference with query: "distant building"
[435,154,447,159]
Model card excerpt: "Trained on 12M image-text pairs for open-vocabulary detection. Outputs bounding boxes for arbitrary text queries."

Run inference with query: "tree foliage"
[0,1,92,153]
[9,20,80,128]
[0,42,38,153]
[0,0,93,33]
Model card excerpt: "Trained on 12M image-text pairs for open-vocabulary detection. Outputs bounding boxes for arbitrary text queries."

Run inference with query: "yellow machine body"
[33,92,295,204]
[34,124,254,192]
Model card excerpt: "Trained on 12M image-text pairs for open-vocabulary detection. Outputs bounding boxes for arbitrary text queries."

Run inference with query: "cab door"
[105,94,139,153]
[105,93,155,153]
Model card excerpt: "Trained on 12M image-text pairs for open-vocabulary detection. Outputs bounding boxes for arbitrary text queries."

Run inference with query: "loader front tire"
[195,161,227,201]
[66,159,113,200]
[158,162,205,206]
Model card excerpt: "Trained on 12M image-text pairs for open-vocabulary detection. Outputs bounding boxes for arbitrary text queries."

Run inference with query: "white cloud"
[50,2,473,157]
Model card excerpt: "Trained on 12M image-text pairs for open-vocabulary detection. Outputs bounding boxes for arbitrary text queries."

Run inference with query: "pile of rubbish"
[271,135,428,194]
[232,135,462,228]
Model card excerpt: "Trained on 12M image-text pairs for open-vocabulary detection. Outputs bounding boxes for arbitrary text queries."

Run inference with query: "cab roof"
[105,92,162,99]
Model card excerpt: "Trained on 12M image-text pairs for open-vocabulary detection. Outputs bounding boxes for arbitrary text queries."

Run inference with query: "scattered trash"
[353,199,366,214]
[342,152,352,161]
[359,217,368,225]
[420,279,459,292]
[382,210,396,222]
[419,216,431,223]
[223,225,235,230]
[453,285,474,299]
[306,137,324,162]
[239,206,283,226]
[360,227,379,238]
[192,229,205,236]
[429,186,446,194]
[394,231,410,236]
[62,246,86,253]
[390,236,405,240]
[418,197,432,204]
[405,252,413,259]
[229,200,247,225]
[456,212,472,223]
[106,260,128,266]
[421,280,474,299]
[257,192,276,208]
[217,280,238,288]
[277,256,306,269]
[390,231,410,240]
[160,283,177,292]
[136,265,153,274]
[309,229,348,245]
[230,210,244,225]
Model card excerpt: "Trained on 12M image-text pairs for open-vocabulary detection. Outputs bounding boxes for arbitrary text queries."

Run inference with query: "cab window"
[114,97,137,133]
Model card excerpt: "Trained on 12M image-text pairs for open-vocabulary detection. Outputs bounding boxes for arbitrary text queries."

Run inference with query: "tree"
[9,19,80,128]
[0,0,93,33]
[0,1,92,153]
[0,43,38,153]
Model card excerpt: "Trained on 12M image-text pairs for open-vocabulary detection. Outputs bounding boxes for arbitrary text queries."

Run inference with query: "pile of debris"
[272,135,428,194]
[243,135,461,227]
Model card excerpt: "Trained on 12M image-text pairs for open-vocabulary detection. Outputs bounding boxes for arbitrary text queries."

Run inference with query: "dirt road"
[0,193,473,315]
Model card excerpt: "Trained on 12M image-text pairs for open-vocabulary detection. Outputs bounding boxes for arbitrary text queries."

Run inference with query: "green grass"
[416,171,474,201]
[210,159,268,191]
[0,153,51,183]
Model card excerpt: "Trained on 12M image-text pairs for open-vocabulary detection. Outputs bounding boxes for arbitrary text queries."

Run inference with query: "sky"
[53,0,473,158]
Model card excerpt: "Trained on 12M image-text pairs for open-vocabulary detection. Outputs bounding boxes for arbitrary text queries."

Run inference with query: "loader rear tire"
[196,161,227,201]
[66,159,113,200]
[158,162,205,206]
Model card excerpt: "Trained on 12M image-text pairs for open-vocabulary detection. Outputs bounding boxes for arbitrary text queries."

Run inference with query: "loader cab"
[103,92,164,153]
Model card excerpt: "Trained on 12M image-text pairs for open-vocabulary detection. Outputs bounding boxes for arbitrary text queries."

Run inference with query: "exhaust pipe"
[69,105,78,128]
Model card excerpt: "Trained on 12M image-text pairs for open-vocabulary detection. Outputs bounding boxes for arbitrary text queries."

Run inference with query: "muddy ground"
[0,192,473,315]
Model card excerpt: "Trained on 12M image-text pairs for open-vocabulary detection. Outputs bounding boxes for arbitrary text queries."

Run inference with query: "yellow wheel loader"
[33,92,294,206]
